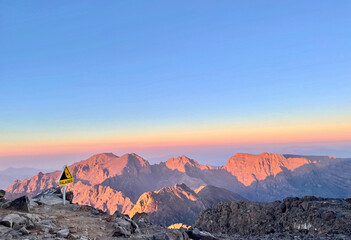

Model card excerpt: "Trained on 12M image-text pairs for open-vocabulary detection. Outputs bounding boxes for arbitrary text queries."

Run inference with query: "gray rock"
[132,212,149,223]
[33,194,64,206]
[187,228,217,240]
[113,211,140,234]
[0,212,42,233]
[194,196,351,237]
[69,226,78,233]
[0,225,12,235]
[2,196,30,212]
[0,213,26,228]
[112,226,131,237]
[36,219,57,233]
[32,187,75,206]
[57,228,69,238]
[18,226,30,235]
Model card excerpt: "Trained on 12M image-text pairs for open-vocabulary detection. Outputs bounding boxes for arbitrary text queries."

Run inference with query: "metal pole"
[63,185,66,205]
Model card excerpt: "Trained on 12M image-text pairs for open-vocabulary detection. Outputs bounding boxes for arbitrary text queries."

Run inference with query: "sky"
[0,1,351,170]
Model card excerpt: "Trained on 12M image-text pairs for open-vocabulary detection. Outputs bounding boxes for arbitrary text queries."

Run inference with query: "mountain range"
[4,152,351,225]
[0,167,53,189]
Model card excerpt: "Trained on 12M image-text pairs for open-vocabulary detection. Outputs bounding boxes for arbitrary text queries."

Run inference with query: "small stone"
[65,191,74,203]
[18,226,30,235]
[112,226,131,237]
[57,228,69,238]
[69,226,78,233]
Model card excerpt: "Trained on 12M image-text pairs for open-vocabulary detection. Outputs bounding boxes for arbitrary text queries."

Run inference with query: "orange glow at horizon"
[1,119,351,157]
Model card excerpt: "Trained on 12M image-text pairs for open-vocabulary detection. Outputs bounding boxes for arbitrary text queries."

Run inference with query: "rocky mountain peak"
[165,155,213,172]
[82,152,119,164]
[120,153,150,168]
[223,152,310,186]
[115,153,151,175]
[128,183,205,225]
[128,183,246,226]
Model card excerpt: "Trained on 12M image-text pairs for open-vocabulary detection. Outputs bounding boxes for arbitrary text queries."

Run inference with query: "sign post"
[58,165,74,205]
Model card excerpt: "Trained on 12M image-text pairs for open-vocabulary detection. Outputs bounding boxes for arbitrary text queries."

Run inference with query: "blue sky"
[0,1,350,169]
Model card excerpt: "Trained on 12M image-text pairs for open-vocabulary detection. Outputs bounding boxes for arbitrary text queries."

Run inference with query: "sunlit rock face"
[129,184,246,226]
[129,183,204,226]
[165,155,213,173]
[222,152,310,186]
[66,181,134,214]
[5,153,147,214]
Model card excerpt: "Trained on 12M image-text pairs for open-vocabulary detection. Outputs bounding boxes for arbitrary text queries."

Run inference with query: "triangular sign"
[58,165,74,186]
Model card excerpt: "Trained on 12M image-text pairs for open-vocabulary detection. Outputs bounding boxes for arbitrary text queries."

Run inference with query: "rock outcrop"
[67,181,134,214]
[166,155,214,172]
[129,183,246,226]
[129,183,205,226]
[246,156,351,202]
[222,153,311,186]
[1,196,30,212]
[195,196,351,237]
[195,185,247,207]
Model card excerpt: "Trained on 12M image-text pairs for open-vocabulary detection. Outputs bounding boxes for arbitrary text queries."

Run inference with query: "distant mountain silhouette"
[0,167,53,189]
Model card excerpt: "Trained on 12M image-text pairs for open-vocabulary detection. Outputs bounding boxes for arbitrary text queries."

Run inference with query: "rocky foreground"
[0,188,214,240]
[195,196,351,239]
[1,187,351,239]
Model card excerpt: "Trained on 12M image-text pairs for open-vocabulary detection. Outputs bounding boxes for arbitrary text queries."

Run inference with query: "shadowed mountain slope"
[195,185,247,207]
[129,183,246,226]
[246,156,351,201]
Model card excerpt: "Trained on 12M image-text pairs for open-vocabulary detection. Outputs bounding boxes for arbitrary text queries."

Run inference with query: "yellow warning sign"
[58,165,74,186]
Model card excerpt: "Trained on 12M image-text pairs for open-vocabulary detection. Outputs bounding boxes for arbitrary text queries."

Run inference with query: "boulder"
[36,219,57,233]
[18,226,30,235]
[2,195,30,212]
[0,213,27,229]
[186,228,217,240]
[57,228,69,238]
[113,211,140,235]
[0,189,5,198]
[132,212,149,223]
[112,226,131,237]
[32,187,68,205]
[0,225,12,236]
[65,191,74,203]
[0,212,42,231]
